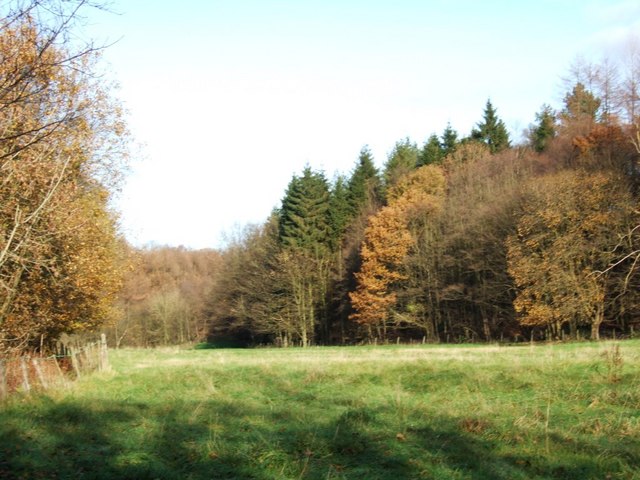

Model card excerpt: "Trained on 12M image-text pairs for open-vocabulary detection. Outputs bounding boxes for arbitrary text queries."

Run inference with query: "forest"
[1,1,640,354]
[199,86,640,347]
[114,52,640,348]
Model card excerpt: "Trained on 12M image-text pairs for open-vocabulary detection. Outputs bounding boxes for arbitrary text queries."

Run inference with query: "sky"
[81,0,640,249]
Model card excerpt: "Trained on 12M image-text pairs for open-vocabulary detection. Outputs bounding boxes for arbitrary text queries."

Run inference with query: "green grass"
[1,341,639,479]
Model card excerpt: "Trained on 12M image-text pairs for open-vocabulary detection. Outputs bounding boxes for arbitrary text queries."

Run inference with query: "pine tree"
[530,104,557,153]
[347,146,380,214]
[279,166,332,255]
[383,138,419,188]
[418,134,444,166]
[328,175,351,250]
[441,123,459,157]
[471,99,511,153]
[561,82,601,124]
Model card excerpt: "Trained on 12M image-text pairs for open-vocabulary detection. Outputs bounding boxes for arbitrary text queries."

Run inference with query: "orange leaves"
[349,166,446,334]
[350,203,411,327]
[360,205,413,268]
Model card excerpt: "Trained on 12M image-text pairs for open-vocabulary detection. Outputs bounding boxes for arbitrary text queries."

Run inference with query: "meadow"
[1,341,639,479]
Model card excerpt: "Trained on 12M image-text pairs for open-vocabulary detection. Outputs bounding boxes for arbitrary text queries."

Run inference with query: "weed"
[601,343,624,383]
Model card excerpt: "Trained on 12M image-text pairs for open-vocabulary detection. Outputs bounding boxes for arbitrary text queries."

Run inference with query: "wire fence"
[0,334,109,399]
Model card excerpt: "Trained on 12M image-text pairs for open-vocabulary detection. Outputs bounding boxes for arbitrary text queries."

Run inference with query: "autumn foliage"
[0,2,129,353]
[4,1,640,349]
[507,170,637,340]
[349,166,445,339]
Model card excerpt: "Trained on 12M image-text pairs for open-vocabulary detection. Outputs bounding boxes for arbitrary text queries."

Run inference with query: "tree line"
[1,0,639,352]
[207,51,640,346]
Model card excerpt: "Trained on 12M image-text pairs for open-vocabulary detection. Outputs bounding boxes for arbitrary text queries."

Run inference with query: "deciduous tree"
[350,165,445,341]
[0,1,130,353]
[507,170,636,340]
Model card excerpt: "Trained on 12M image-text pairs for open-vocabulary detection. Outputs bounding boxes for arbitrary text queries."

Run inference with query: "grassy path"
[1,342,639,479]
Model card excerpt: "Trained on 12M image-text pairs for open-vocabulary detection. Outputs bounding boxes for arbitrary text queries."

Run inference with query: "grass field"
[1,341,639,479]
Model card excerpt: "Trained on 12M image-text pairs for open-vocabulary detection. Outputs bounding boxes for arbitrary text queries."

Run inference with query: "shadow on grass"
[193,339,248,350]
[0,397,264,480]
[0,394,636,480]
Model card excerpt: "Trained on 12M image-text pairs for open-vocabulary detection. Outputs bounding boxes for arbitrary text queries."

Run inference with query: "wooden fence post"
[20,357,31,392]
[0,360,7,399]
[53,355,69,388]
[32,357,48,390]
[70,348,81,378]
[100,333,109,372]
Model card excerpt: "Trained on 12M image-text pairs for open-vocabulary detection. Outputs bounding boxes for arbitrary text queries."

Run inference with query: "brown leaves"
[0,7,130,353]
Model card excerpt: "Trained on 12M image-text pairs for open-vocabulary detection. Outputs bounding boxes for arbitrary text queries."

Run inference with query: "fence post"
[100,333,109,372]
[0,360,6,399]
[53,355,70,388]
[20,356,31,392]
[32,357,48,390]
[70,348,81,378]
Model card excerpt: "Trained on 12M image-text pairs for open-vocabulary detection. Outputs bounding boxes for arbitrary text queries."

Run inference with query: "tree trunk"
[591,308,603,341]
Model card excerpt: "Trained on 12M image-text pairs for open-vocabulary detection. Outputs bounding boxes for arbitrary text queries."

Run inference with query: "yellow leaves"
[388,165,446,205]
[350,165,446,329]
[0,8,129,351]
[507,169,637,333]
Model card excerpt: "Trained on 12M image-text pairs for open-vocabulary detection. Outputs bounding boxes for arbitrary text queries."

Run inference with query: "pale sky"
[83,1,640,249]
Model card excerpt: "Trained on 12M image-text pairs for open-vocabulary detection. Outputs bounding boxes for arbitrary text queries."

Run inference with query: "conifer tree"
[347,146,380,214]
[383,138,419,188]
[471,99,511,153]
[279,166,332,255]
[328,175,351,250]
[278,167,333,346]
[418,134,444,166]
[561,82,601,124]
[441,123,459,157]
[530,104,557,152]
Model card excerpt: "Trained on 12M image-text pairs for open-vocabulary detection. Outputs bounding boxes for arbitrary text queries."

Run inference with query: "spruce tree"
[278,167,334,346]
[530,104,557,153]
[561,82,601,123]
[418,134,444,166]
[383,138,419,188]
[347,146,380,214]
[328,175,351,250]
[279,166,332,255]
[471,99,511,153]
[441,123,459,157]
